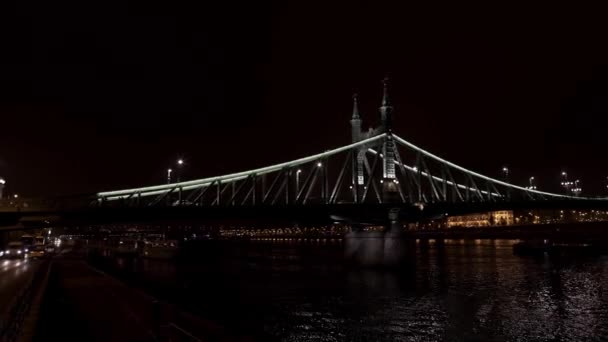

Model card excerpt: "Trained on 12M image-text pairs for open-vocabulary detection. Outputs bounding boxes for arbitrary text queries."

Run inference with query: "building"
[447,210,514,228]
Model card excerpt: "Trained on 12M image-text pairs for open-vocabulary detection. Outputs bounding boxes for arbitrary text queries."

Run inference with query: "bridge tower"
[379,78,399,202]
[350,94,365,201]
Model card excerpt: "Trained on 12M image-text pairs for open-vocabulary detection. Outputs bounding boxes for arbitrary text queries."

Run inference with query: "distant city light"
[0,178,5,185]
[177,159,184,166]
[13,194,18,199]
[317,162,322,167]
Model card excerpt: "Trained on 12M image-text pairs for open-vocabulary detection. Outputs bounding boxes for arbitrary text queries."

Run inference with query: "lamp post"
[296,169,302,195]
[528,176,537,190]
[572,179,581,196]
[0,178,4,200]
[176,159,184,205]
[177,159,184,182]
[501,167,510,199]
[560,171,571,194]
[167,169,172,184]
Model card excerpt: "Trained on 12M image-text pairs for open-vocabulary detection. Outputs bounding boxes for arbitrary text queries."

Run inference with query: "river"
[87,238,608,341]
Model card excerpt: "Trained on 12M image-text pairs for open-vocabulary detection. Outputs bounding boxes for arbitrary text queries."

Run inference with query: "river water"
[89,239,608,341]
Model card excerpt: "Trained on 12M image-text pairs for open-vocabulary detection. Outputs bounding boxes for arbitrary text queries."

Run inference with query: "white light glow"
[392,134,596,200]
[98,134,387,199]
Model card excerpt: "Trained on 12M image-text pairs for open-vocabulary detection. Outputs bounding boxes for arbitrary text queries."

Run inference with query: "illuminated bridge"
[1,79,607,228]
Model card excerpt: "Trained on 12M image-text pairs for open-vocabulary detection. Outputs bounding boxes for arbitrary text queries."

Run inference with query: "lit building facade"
[447,210,514,228]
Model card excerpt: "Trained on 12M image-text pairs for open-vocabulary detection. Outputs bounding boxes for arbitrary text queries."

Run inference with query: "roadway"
[0,259,38,308]
[0,258,41,338]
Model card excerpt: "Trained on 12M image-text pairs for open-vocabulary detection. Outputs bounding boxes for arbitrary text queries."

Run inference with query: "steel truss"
[97,133,599,207]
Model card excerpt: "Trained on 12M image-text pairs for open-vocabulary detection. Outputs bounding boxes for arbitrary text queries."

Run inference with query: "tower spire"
[379,76,393,131]
[352,93,360,119]
[381,76,391,107]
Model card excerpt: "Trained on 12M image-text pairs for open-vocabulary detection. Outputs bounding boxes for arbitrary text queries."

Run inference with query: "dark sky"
[1,2,608,197]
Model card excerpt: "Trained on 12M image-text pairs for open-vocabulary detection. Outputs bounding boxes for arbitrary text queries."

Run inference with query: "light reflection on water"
[102,239,608,341]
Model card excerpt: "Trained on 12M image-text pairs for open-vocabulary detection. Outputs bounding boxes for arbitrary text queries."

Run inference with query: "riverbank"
[34,250,253,341]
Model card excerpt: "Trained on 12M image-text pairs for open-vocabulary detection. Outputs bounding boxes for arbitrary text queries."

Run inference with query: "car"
[29,245,46,259]
[5,242,25,259]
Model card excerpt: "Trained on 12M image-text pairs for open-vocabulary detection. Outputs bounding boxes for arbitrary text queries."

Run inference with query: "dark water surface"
[89,239,608,341]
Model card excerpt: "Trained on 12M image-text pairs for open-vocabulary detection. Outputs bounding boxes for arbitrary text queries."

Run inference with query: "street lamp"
[296,169,302,194]
[177,159,184,182]
[528,177,537,190]
[502,167,509,181]
[0,178,4,200]
[176,159,185,205]
[167,169,173,184]
[560,171,570,194]
[572,179,582,196]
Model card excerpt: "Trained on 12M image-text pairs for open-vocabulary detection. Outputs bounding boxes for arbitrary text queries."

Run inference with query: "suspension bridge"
[96,79,602,206]
[1,79,606,228]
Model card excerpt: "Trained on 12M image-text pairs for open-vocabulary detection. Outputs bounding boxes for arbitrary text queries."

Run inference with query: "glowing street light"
[560,171,571,194]
[528,177,537,190]
[296,169,302,194]
[176,159,185,182]
[176,159,186,205]
[572,180,582,196]
[167,168,173,184]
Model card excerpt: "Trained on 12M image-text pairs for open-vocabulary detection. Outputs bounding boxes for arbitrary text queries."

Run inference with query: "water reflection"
[91,239,608,341]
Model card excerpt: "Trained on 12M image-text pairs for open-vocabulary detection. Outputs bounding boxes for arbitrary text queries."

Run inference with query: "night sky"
[1,3,608,197]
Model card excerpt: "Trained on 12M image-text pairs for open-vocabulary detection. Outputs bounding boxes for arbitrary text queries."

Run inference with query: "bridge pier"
[344,208,414,268]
